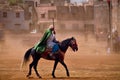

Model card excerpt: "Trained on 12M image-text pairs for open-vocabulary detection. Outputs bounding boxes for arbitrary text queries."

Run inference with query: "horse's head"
[69,37,78,52]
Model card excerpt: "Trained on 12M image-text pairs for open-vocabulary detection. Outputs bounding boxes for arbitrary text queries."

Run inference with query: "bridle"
[69,38,78,51]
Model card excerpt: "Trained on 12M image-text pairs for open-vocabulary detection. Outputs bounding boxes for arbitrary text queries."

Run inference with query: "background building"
[0,5,29,31]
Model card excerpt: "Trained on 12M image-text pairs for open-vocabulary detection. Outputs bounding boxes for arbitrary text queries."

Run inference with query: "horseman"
[33,24,61,59]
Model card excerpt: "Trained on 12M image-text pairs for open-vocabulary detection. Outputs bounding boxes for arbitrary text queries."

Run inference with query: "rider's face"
[51,27,54,31]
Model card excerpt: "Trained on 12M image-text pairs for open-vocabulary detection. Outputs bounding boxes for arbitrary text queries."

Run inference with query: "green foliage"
[17,0,23,3]
[8,0,23,5]
[8,0,17,5]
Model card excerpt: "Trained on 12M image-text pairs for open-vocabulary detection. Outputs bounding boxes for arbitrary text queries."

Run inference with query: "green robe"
[33,29,52,53]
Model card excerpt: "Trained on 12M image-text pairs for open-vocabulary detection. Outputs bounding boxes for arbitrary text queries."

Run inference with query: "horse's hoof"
[26,74,30,78]
[67,75,70,77]
[53,76,56,78]
[52,75,56,78]
[52,73,56,78]
[26,75,30,77]
[67,74,70,77]
[26,75,30,78]
[38,75,42,78]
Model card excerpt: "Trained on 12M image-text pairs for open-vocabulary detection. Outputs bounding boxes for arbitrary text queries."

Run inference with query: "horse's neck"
[60,38,71,53]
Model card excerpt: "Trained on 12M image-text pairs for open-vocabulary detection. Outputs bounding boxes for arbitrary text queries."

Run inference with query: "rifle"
[52,18,56,34]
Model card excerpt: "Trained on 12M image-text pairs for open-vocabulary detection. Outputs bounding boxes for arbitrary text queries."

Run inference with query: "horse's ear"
[71,37,74,39]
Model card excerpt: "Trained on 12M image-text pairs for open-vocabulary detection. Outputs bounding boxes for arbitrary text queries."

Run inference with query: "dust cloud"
[0,30,120,80]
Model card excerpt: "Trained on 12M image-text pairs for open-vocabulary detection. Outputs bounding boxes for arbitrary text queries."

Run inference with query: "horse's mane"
[59,38,72,52]
[60,38,71,46]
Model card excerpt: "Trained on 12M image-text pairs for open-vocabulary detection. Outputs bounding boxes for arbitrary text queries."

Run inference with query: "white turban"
[49,24,54,29]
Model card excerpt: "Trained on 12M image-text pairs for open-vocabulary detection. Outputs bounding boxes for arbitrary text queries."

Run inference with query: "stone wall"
[0,6,29,30]
[94,2,109,36]
[36,1,120,35]
[56,5,94,32]
[118,6,120,35]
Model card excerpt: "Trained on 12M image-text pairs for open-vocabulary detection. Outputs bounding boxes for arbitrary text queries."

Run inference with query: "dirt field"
[0,31,120,80]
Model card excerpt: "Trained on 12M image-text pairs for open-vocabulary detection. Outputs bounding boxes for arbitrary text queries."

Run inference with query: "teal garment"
[33,29,52,53]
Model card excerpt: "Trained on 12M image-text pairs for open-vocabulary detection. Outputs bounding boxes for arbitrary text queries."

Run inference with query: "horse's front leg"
[52,60,58,78]
[60,61,70,77]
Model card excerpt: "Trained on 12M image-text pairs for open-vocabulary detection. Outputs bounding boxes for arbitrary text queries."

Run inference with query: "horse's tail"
[24,48,32,63]
[20,48,32,70]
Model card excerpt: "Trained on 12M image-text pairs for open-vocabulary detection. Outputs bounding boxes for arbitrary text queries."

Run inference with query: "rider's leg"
[48,44,59,59]
[52,44,59,54]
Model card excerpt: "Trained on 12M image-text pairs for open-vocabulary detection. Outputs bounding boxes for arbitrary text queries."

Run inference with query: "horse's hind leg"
[27,60,34,77]
[26,49,36,78]
[27,56,41,78]
[33,57,41,78]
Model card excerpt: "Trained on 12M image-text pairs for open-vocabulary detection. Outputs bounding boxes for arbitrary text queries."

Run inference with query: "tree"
[8,0,23,5]
[8,0,17,5]
[17,0,23,3]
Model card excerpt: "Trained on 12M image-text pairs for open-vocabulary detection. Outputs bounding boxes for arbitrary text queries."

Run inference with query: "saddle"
[40,48,52,58]
[45,48,52,52]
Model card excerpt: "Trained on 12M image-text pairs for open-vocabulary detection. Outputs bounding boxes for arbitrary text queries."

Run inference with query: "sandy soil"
[0,32,120,80]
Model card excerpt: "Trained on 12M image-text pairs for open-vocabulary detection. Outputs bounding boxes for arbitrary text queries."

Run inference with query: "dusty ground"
[0,31,120,80]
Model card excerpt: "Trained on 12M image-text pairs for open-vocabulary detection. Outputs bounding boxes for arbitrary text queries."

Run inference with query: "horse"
[22,37,78,78]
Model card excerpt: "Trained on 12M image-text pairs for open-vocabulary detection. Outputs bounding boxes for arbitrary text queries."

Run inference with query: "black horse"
[22,37,78,78]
